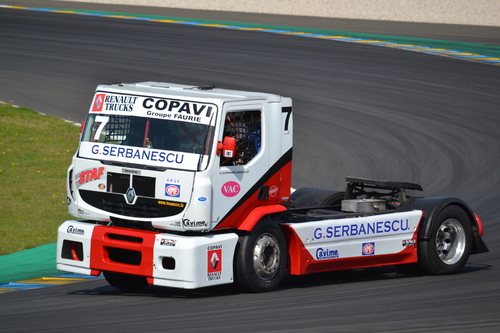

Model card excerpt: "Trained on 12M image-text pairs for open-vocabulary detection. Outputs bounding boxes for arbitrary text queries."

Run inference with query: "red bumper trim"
[89,226,159,277]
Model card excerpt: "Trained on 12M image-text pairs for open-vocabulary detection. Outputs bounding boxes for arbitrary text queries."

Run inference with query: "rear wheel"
[235,220,287,292]
[103,272,148,290]
[419,205,472,275]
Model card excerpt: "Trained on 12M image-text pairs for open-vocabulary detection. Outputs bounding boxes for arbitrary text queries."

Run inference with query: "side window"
[221,111,261,166]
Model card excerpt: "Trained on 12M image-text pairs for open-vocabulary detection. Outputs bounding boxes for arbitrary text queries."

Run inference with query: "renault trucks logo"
[91,93,138,112]
[92,94,105,112]
[125,187,137,204]
[207,245,222,281]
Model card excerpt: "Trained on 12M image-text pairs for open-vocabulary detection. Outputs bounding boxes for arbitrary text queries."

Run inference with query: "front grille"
[79,190,186,218]
[107,172,155,197]
[107,173,130,194]
[133,175,155,197]
[103,198,160,217]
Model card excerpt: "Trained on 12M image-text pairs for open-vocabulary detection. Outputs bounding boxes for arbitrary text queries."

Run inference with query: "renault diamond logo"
[125,187,137,204]
[95,95,103,109]
[210,252,220,269]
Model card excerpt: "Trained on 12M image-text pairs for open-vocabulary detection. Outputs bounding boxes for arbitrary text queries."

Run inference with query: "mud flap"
[471,225,489,254]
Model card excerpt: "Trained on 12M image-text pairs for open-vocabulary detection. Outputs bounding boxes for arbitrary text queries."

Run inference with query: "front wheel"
[235,220,287,292]
[418,205,472,275]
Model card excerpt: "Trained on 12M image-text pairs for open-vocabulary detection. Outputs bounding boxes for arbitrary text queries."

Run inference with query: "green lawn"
[0,103,80,255]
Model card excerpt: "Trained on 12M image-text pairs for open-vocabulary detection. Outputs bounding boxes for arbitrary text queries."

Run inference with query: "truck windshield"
[81,114,214,156]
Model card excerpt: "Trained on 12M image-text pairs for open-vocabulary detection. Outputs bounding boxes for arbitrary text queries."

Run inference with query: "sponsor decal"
[77,167,105,185]
[122,168,141,175]
[219,170,249,175]
[269,185,279,198]
[143,98,213,124]
[403,239,417,247]
[89,94,216,125]
[183,219,208,228]
[221,181,240,197]
[316,248,339,260]
[160,238,176,247]
[88,143,185,164]
[77,209,90,216]
[79,142,204,170]
[207,245,222,281]
[195,196,209,206]
[95,94,138,112]
[98,183,106,190]
[91,94,105,112]
[362,242,375,256]
[157,200,185,208]
[67,225,85,235]
[165,184,180,197]
[313,219,410,240]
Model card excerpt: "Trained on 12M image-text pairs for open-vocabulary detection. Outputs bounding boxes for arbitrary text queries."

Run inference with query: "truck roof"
[96,81,285,103]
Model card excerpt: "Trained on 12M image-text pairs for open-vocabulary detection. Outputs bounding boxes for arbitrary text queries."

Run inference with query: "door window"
[221,111,261,166]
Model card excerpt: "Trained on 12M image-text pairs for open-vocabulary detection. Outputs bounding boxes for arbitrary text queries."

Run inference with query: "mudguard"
[406,197,488,254]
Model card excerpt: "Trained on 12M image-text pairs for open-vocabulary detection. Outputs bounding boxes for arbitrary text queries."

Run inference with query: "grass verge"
[0,103,80,255]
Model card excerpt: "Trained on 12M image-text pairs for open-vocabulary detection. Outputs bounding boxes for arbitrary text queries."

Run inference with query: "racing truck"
[57,82,488,292]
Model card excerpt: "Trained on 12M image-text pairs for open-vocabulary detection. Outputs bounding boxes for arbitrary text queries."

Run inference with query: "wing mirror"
[79,121,86,138]
[216,136,237,158]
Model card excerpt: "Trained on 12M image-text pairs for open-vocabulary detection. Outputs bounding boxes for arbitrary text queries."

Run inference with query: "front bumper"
[57,220,238,289]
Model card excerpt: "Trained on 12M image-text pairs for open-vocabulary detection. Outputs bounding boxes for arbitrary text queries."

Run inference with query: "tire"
[103,272,148,290]
[418,205,472,275]
[395,263,422,275]
[235,220,287,292]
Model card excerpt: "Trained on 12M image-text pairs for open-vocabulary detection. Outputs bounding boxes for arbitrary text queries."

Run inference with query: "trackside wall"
[58,0,500,26]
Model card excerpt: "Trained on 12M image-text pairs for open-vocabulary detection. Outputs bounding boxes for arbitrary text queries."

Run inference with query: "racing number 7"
[282,106,292,131]
[93,115,109,141]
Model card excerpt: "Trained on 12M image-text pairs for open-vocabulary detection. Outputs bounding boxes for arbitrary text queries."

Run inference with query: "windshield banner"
[91,93,216,125]
[79,142,201,170]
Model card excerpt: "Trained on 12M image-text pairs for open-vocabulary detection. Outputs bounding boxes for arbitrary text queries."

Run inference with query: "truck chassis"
[58,176,488,292]
[56,82,487,292]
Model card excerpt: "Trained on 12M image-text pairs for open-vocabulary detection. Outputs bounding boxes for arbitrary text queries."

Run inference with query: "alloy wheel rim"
[436,218,466,265]
[253,233,280,280]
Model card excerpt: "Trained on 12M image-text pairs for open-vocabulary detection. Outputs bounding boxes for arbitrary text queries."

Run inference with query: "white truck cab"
[67,82,293,232]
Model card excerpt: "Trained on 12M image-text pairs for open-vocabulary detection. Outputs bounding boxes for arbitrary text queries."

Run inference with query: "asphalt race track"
[1,5,499,332]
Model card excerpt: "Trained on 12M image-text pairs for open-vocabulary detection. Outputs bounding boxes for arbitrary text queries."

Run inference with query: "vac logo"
[207,245,222,281]
[92,94,105,112]
[221,181,240,197]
